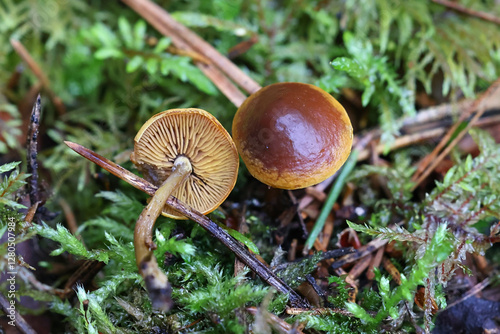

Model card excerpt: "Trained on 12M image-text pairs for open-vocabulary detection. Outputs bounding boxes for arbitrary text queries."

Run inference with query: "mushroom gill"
[132,108,239,219]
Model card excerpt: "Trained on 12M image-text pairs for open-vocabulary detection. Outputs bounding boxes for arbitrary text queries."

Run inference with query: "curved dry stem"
[133,156,192,310]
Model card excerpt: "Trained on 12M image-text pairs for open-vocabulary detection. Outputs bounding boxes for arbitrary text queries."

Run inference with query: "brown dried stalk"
[65,141,310,308]
[331,234,390,270]
[121,0,260,107]
[411,78,500,189]
[124,0,261,94]
[10,40,65,115]
[432,0,500,26]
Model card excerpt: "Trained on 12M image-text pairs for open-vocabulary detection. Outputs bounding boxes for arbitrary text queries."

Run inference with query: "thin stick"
[121,0,252,107]
[411,78,500,190]
[122,0,261,95]
[357,127,446,161]
[10,40,50,87]
[0,292,37,334]
[65,141,157,196]
[400,99,474,129]
[366,246,385,280]
[64,141,309,308]
[320,215,334,250]
[432,0,500,26]
[166,45,210,65]
[58,198,81,241]
[298,174,335,210]
[358,101,500,163]
[347,253,373,281]
[61,261,106,299]
[331,236,390,269]
[10,40,65,115]
[361,111,500,162]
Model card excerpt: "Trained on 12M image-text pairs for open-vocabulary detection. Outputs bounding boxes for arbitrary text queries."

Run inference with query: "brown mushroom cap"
[131,108,239,219]
[232,82,353,190]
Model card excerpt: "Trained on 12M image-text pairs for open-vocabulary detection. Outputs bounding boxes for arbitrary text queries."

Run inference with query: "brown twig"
[432,0,500,26]
[401,99,474,130]
[355,95,500,163]
[366,246,385,280]
[122,0,261,94]
[60,260,106,299]
[288,238,298,262]
[320,214,334,250]
[331,235,390,269]
[58,198,81,241]
[347,253,373,281]
[64,141,309,308]
[10,40,65,115]
[166,46,210,65]
[298,174,335,211]
[313,214,334,252]
[411,78,500,190]
[10,41,50,87]
[0,291,37,334]
[121,0,258,107]
[357,127,446,161]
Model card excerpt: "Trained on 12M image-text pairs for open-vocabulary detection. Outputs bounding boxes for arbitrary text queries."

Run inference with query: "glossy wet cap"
[131,108,239,219]
[232,82,353,189]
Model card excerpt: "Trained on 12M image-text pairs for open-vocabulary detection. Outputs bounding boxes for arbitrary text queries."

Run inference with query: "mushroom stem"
[133,155,192,311]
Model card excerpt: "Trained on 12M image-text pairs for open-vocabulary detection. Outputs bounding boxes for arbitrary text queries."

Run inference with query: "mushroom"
[130,108,239,310]
[232,82,353,190]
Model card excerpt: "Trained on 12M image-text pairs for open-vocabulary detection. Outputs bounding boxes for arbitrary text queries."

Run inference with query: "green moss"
[1,0,499,332]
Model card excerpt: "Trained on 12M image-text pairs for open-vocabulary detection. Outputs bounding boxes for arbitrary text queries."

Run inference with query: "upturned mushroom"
[232,82,353,190]
[131,108,239,310]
